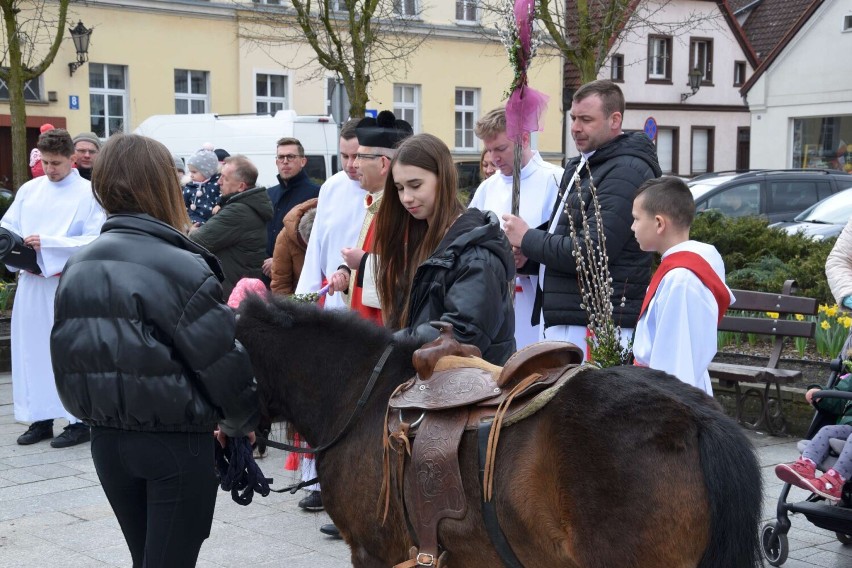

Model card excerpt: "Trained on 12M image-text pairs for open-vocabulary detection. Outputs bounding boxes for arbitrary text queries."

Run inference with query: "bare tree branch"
[236,0,429,117]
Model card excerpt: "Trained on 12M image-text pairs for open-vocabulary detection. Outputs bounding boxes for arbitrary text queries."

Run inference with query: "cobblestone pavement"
[1,372,852,567]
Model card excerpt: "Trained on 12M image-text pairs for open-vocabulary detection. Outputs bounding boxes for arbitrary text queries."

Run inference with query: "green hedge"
[690,210,835,304]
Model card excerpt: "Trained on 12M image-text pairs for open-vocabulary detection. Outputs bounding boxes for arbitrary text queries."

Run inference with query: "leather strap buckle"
[416,552,435,566]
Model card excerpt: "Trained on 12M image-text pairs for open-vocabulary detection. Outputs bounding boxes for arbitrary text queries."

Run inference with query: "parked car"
[689,169,852,223]
[771,188,852,240]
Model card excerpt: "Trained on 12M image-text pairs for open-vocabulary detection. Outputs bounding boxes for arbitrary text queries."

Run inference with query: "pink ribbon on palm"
[505,0,548,144]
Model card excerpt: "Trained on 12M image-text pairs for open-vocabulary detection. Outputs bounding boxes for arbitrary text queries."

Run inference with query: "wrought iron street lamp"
[68,21,93,77]
[680,67,704,103]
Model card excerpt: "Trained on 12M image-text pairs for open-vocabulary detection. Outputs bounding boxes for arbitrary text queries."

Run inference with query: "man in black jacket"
[262,137,320,279]
[503,80,661,358]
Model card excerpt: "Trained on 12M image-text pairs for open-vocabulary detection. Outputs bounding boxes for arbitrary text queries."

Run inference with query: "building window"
[733,61,746,87]
[691,127,714,175]
[89,63,128,138]
[610,54,624,82]
[647,36,672,81]
[456,0,477,22]
[174,69,209,114]
[256,73,288,115]
[252,0,281,3]
[656,127,678,175]
[0,69,41,101]
[393,84,420,133]
[393,0,417,17]
[454,88,478,151]
[689,38,713,84]
[792,116,852,170]
[844,14,852,31]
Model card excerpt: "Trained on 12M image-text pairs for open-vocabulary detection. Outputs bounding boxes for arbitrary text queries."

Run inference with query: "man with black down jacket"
[503,80,661,357]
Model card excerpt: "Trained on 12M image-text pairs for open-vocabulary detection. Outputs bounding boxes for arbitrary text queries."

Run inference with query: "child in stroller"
[776,372,852,502]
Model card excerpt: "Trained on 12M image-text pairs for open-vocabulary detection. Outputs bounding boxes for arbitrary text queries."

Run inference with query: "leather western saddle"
[383,322,586,568]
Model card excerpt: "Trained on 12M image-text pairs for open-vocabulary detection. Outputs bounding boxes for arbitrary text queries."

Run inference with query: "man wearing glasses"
[328,111,412,324]
[72,132,101,181]
[262,137,320,280]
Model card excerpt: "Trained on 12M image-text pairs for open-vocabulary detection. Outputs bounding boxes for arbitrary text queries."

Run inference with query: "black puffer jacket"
[395,209,516,365]
[51,213,259,437]
[521,132,660,329]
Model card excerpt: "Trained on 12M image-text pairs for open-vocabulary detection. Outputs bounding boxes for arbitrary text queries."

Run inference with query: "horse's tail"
[695,408,762,568]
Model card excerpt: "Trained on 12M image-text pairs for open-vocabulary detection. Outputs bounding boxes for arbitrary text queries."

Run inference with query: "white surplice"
[469,151,562,350]
[1,169,105,422]
[293,171,366,491]
[295,171,367,311]
[632,240,735,396]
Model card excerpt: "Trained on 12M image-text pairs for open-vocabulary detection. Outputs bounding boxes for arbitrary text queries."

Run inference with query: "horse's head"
[235,293,408,434]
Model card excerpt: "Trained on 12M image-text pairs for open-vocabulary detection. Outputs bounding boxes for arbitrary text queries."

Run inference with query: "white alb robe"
[632,240,735,396]
[1,169,105,422]
[293,171,366,491]
[469,151,562,350]
[296,171,367,311]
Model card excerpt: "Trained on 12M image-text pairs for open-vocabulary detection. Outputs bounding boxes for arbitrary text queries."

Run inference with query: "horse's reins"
[257,342,395,493]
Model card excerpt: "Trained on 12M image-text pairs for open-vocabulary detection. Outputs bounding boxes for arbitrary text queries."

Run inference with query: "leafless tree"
[238,0,429,118]
[0,0,69,191]
[481,0,724,86]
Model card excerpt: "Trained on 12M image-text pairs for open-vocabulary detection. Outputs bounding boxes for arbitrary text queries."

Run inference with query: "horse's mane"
[238,292,395,350]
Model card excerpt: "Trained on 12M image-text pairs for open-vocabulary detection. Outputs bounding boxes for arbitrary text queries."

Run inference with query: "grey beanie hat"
[187,149,219,179]
[73,132,101,149]
[173,156,185,172]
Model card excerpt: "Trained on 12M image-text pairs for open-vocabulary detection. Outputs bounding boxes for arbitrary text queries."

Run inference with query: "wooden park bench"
[709,279,818,436]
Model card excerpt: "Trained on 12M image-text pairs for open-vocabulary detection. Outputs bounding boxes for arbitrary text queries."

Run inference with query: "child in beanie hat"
[183,149,221,225]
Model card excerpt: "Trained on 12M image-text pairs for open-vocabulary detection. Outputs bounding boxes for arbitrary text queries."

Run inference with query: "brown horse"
[235,295,761,568]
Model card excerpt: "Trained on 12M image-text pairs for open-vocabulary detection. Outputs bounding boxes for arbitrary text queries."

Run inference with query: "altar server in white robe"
[1,128,105,448]
[296,120,367,312]
[469,107,562,350]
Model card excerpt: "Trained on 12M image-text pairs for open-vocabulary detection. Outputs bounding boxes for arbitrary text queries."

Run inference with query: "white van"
[134,111,339,188]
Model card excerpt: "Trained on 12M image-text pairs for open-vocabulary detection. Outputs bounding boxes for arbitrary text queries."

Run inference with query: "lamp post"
[68,21,93,77]
[680,68,704,103]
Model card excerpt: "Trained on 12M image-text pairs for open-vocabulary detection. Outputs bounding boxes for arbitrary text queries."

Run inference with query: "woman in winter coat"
[51,134,258,568]
[373,133,516,365]
[270,197,318,295]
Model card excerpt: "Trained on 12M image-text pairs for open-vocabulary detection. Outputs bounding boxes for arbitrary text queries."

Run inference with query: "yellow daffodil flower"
[826,305,839,318]
[819,304,829,313]
[821,320,831,330]
[795,314,805,321]
[766,312,780,319]
[842,316,852,329]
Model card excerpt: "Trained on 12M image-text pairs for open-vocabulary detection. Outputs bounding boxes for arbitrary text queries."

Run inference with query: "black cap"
[355,110,413,149]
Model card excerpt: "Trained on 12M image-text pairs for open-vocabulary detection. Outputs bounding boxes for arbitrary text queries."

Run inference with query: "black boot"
[50,423,91,448]
[319,523,341,539]
[17,420,54,445]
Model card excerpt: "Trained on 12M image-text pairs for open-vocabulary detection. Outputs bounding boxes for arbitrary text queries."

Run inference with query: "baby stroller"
[761,333,852,565]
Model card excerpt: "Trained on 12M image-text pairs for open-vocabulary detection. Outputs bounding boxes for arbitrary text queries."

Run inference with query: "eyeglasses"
[355,153,386,161]
[276,154,304,163]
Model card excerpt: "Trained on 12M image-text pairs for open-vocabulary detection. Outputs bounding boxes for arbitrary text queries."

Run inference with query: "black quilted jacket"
[51,213,258,437]
[521,132,661,329]
[395,209,516,365]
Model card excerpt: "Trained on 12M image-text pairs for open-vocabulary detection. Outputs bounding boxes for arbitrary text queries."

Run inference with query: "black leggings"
[90,427,218,568]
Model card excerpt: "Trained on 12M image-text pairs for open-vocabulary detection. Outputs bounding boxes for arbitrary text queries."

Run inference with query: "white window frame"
[174,69,210,115]
[89,63,128,139]
[255,72,289,115]
[0,69,41,101]
[393,0,417,17]
[648,36,670,80]
[393,84,420,134]
[689,38,713,83]
[455,0,477,23]
[454,87,479,152]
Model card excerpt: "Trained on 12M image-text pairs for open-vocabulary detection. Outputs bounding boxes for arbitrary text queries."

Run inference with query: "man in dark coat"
[262,137,320,279]
[503,79,661,358]
[190,155,273,297]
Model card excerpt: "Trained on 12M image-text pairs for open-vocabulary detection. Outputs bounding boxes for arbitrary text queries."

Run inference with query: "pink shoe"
[775,458,817,490]
[803,469,845,502]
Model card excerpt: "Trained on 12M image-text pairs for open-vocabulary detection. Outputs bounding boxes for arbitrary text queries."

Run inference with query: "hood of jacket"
[102,212,225,281]
[425,209,515,278]
[221,186,273,223]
